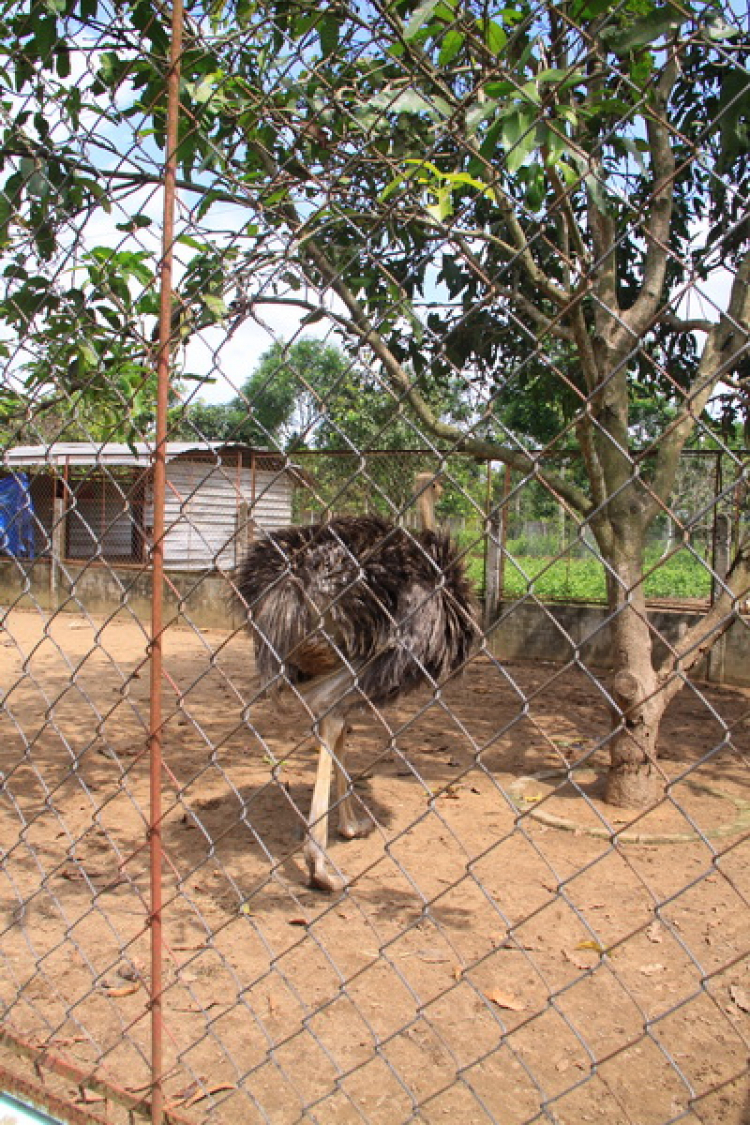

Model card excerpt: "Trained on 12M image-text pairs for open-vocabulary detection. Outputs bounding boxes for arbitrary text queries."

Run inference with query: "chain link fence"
[0,1,749,1123]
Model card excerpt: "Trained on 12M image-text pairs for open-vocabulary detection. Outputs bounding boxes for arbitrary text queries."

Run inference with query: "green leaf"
[426,185,453,222]
[318,15,340,56]
[484,80,514,99]
[379,170,411,202]
[202,294,228,319]
[404,0,442,40]
[55,45,71,79]
[438,29,464,65]
[77,341,99,368]
[517,80,542,107]
[585,171,610,215]
[501,108,538,171]
[368,88,451,120]
[704,15,738,40]
[176,233,209,250]
[191,73,222,104]
[404,160,493,196]
[535,68,584,90]
[97,51,120,85]
[116,215,153,233]
[571,0,617,19]
[478,117,504,162]
[465,101,496,134]
[479,18,507,55]
[26,171,49,199]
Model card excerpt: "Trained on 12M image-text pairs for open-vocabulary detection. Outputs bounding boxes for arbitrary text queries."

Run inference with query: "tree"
[176,336,464,452]
[1,0,748,806]
[176,338,361,449]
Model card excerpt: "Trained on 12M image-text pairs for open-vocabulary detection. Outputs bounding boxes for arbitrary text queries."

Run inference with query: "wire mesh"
[0,1,749,1123]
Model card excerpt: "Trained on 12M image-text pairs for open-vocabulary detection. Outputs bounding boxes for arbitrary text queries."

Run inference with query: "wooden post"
[484,463,511,631]
[236,500,254,566]
[484,506,501,630]
[49,468,67,608]
[708,512,732,684]
[712,512,732,600]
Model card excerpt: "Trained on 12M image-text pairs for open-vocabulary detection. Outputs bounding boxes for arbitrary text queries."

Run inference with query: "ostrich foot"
[338,810,374,839]
[304,841,347,894]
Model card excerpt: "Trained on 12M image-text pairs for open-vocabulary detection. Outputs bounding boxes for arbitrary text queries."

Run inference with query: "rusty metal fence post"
[149,3,185,1122]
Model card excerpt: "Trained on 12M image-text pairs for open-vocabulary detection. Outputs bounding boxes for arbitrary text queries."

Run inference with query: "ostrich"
[237,473,480,892]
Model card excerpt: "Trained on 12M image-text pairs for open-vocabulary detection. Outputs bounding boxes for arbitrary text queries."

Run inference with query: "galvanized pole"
[150,2,184,1123]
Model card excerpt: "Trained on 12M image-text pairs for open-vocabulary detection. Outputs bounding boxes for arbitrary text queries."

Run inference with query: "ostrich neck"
[417,491,436,532]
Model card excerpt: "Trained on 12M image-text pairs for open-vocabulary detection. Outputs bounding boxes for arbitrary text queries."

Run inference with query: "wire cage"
[0,2,748,1124]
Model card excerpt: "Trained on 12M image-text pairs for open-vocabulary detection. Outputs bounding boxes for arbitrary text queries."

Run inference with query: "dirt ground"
[0,606,748,1125]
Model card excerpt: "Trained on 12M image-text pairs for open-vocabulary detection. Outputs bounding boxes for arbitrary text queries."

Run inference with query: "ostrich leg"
[305,713,347,893]
[333,724,373,841]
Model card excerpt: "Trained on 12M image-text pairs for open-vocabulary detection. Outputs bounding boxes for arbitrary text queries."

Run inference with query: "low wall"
[1,559,748,688]
[487,599,750,689]
[0,558,245,632]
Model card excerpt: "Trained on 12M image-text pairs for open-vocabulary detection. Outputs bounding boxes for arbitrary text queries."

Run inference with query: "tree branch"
[660,313,714,334]
[450,235,576,343]
[617,58,678,349]
[658,533,750,706]
[646,248,750,519]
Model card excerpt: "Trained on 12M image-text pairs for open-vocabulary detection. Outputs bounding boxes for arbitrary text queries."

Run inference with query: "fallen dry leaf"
[575,940,609,956]
[639,962,666,976]
[729,985,750,1013]
[416,950,451,964]
[484,987,526,1012]
[565,949,596,971]
[49,1036,88,1048]
[100,982,140,998]
[185,1083,237,1108]
[646,921,664,944]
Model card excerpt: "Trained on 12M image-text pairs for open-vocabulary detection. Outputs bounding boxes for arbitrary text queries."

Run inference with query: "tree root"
[507,770,750,845]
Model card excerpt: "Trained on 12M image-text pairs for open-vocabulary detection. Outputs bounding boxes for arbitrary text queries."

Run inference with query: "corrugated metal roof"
[2,441,277,468]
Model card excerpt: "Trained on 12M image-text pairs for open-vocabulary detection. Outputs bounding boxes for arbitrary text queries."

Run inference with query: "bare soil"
[0,607,748,1124]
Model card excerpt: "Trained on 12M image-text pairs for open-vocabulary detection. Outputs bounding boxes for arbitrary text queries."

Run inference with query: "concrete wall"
[487,598,750,689]
[0,558,245,632]
[1,558,748,687]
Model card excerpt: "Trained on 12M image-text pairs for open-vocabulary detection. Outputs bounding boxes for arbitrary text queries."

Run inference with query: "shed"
[1,442,303,571]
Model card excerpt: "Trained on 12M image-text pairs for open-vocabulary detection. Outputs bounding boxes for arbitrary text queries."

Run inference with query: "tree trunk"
[605,665,666,807]
[602,533,666,808]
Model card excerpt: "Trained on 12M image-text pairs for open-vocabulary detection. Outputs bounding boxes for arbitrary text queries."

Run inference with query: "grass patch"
[500,546,712,602]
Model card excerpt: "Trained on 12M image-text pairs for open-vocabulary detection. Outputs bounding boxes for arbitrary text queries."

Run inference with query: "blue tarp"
[0,472,35,559]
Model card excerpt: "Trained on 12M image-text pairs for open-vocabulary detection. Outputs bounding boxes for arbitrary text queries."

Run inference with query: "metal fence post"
[149,3,184,1122]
